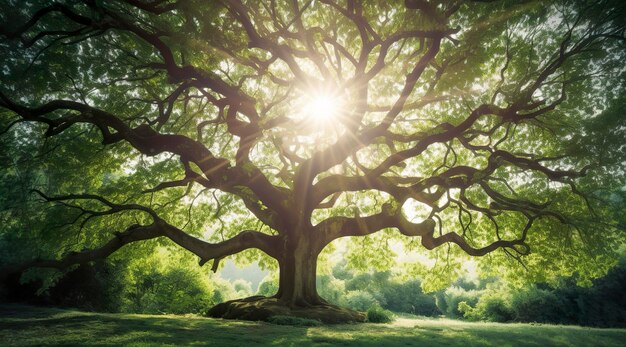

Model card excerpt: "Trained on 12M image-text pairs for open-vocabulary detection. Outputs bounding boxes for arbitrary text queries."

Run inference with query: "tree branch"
[0,223,163,282]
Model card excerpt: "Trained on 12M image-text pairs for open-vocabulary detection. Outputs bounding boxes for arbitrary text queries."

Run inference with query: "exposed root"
[207,296,366,324]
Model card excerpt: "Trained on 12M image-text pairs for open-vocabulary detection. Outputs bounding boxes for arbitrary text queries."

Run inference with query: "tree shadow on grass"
[1,305,625,346]
[0,305,310,346]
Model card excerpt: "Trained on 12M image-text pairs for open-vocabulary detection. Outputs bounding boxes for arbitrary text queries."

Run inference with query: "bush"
[460,290,513,322]
[434,290,448,315]
[569,256,626,327]
[478,295,513,322]
[367,305,394,323]
[382,279,440,316]
[256,275,278,297]
[36,260,124,312]
[120,247,218,315]
[345,273,388,307]
[345,290,379,311]
[411,294,440,316]
[233,279,253,297]
[510,286,565,323]
[317,275,346,306]
[267,315,322,326]
[442,286,481,318]
[123,266,215,315]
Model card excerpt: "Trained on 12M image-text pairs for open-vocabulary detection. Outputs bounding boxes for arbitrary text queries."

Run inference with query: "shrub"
[434,290,448,315]
[345,273,387,307]
[367,305,394,323]
[569,255,626,327]
[345,273,375,291]
[317,275,346,306]
[411,294,440,316]
[123,266,215,315]
[345,290,379,311]
[479,295,513,322]
[510,286,565,323]
[233,279,253,297]
[256,275,278,297]
[458,301,475,319]
[46,260,124,312]
[267,315,322,326]
[442,286,481,318]
[119,247,218,315]
[382,279,440,316]
[460,290,513,322]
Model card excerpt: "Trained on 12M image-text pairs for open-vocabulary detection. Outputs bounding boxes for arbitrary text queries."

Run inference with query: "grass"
[1,304,625,346]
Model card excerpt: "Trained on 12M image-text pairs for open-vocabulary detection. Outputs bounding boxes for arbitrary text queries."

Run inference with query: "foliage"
[114,246,218,315]
[508,286,564,323]
[326,262,440,316]
[0,260,124,312]
[0,0,625,316]
[345,290,379,312]
[453,250,626,327]
[267,315,322,327]
[256,274,279,297]
[232,279,254,298]
[366,305,394,323]
[1,243,246,316]
[316,274,346,306]
[440,286,481,318]
[4,245,625,329]
[459,286,514,322]
[382,279,439,316]
[345,272,389,307]
[44,261,124,313]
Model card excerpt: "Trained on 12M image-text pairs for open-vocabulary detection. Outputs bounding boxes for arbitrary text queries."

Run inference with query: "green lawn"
[0,304,624,346]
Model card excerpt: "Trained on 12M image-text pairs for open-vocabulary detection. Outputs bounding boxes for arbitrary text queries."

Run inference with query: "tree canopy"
[0,0,625,322]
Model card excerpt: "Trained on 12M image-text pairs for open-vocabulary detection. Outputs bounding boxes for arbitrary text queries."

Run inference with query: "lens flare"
[305,93,341,121]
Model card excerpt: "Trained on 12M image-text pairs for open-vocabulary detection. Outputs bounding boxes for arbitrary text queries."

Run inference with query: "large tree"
[0,0,624,322]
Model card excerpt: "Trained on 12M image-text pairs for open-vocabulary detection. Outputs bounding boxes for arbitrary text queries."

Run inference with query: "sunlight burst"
[305,93,342,121]
[298,89,346,126]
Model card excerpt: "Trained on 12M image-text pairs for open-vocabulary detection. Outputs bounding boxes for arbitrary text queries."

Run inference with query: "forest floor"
[0,304,624,346]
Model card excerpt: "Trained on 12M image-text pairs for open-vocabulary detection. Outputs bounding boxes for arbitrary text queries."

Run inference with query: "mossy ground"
[1,304,625,346]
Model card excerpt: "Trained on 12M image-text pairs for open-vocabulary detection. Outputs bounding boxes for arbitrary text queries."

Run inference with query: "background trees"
[0,0,625,322]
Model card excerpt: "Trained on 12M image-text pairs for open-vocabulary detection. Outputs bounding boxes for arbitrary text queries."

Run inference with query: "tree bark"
[275,237,322,306]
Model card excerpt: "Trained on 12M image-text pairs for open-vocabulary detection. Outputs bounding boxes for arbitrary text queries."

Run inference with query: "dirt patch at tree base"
[207,296,366,324]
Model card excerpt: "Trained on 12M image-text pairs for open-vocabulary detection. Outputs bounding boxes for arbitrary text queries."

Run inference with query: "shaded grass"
[1,304,624,346]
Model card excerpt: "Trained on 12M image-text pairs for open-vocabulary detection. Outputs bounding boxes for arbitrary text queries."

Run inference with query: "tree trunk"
[206,230,366,323]
[275,239,322,306]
